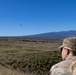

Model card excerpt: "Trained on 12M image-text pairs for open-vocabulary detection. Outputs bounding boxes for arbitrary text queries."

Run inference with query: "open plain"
[0,38,62,75]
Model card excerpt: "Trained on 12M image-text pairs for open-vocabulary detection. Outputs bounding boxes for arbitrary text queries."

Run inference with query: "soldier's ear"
[67,49,70,55]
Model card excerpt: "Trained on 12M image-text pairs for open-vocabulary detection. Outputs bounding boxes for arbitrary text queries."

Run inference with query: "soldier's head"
[71,59,76,75]
[59,37,76,60]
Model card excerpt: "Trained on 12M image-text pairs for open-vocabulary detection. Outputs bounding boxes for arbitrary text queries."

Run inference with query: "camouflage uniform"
[48,37,76,75]
[49,56,74,75]
[71,58,76,75]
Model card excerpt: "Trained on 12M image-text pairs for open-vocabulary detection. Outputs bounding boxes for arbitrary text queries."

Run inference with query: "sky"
[0,0,76,36]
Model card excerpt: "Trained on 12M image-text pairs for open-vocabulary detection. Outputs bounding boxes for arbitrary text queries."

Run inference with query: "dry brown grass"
[0,65,33,75]
[0,38,62,75]
[0,38,62,52]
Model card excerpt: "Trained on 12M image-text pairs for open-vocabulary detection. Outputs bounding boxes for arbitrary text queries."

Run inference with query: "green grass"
[0,38,62,75]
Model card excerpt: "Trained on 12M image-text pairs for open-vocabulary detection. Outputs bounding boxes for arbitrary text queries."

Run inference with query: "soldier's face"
[61,48,68,60]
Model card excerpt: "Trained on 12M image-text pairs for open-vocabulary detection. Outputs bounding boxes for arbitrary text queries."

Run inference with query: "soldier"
[48,37,76,75]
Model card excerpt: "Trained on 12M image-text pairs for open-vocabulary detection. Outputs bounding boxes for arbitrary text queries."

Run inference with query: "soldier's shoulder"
[50,60,68,69]
[61,72,72,75]
[50,62,61,71]
[72,56,76,61]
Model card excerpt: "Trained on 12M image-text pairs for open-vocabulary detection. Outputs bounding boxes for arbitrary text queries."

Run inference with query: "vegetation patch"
[0,38,62,75]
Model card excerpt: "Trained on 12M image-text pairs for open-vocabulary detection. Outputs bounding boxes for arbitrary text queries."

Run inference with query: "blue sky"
[0,0,76,36]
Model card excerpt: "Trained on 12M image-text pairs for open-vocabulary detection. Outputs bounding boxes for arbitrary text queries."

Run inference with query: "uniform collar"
[66,55,75,60]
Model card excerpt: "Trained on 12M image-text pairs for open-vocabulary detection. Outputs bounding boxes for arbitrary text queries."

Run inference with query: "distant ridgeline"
[21,30,76,39]
[0,30,76,39]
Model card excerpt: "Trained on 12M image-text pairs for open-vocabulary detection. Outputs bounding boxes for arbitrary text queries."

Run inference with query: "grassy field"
[0,38,63,75]
[0,65,33,75]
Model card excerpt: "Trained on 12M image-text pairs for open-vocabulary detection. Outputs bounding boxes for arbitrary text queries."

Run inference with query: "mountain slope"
[24,30,76,39]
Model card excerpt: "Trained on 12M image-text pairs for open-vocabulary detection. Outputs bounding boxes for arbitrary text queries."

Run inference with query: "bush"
[0,50,61,75]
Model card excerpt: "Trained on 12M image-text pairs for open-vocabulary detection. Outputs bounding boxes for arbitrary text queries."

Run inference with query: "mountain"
[1,30,76,39]
[23,30,76,39]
